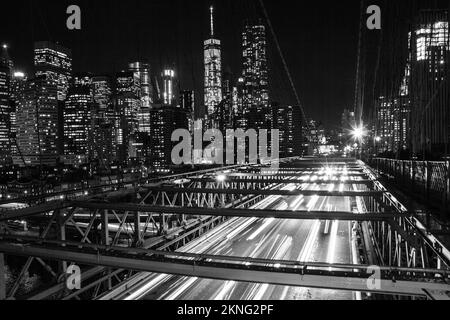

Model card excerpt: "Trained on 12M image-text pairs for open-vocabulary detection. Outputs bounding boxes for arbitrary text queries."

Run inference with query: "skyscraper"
[0,45,12,164]
[374,96,410,155]
[34,41,72,101]
[241,22,269,131]
[410,10,449,158]
[204,6,222,121]
[272,104,302,157]
[10,71,27,159]
[63,75,93,165]
[129,62,152,133]
[162,69,175,106]
[15,75,58,167]
[92,75,117,165]
[116,71,141,163]
[181,90,195,133]
[149,104,188,172]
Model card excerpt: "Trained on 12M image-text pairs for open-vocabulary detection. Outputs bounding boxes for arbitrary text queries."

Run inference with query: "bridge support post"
[134,212,141,246]
[425,162,431,203]
[57,210,67,273]
[445,161,450,220]
[0,253,5,300]
[101,210,112,290]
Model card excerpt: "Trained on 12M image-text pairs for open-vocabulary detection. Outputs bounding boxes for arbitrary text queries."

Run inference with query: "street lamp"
[351,126,366,142]
[350,125,367,159]
[216,174,226,182]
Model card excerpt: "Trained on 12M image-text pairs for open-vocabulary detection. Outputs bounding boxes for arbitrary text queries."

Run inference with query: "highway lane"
[106,165,360,300]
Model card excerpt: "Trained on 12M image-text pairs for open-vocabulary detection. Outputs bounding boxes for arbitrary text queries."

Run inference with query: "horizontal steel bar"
[0,202,69,221]
[140,187,384,197]
[67,202,405,222]
[1,241,448,297]
[188,177,374,185]
[235,171,368,177]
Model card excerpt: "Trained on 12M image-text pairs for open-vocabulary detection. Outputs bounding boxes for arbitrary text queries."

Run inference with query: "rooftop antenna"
[210,6,215,38]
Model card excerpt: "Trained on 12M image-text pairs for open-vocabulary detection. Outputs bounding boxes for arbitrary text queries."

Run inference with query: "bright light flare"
[351,125,367,142]
[216,174,226,182]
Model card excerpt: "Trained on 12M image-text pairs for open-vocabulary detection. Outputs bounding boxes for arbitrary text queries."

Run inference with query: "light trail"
[162,277,199,300]
[247,218,275,241]
[102,165,357,300]
[326,221,339,264]
[213,281,236,300]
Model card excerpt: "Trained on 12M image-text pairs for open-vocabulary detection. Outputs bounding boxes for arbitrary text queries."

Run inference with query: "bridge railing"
[367,158,450,220]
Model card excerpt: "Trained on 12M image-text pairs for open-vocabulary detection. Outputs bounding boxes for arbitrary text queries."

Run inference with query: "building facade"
[0,45,12,164]
[34,41,72,102]
[14,75,59,167]
[204,6,223,123]
[241,22,269,131]
[149,104,188,172]
[63,76,93,166]
[410,10,449,158]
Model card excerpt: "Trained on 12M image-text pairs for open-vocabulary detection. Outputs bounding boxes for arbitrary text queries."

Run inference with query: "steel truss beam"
[0,241,448,298]
[188,177,374,186]
[140,187,384,197]
[68,202,408,222]
[359,162,450,270]
[234,171,368,178]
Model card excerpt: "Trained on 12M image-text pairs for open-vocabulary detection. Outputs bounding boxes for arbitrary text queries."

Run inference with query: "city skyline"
[1,0,450,305]
[0,0,364,128]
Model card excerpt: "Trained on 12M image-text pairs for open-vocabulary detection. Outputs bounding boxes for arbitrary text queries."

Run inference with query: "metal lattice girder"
[0,241,449,298]
[0,201,67,221]
[233,171,369,178]
[140,186,385,197]
[67,202,408,222]
[234,168,365,173]
[0,202,68,221]
[0,253,5,300]
[188,177,375,186]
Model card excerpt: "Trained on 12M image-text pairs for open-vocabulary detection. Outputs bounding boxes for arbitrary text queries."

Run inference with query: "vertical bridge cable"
[354,0,366,128]
[257,0,318,154]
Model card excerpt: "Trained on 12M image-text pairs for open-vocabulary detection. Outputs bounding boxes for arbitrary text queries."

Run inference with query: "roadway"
[101,165,362,300]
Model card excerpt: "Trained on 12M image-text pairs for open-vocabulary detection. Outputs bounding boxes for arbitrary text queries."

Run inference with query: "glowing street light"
[216,174,226,182]
[351,126,366,141]
[375,136,382,142]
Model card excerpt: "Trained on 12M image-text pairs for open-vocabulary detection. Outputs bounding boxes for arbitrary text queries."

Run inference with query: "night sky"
[1,0,364,128]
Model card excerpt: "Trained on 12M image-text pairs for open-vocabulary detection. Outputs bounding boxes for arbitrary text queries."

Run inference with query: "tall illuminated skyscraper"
[129,62,152,107]
[162,69,175,106]
[15,75,58,167]
[92,75,116,164]
[129,62,152,133]
[34,41,72,101]
[410,10,449,157]
[272,104,302,157]
[181,90,195,133]
[241,22,269,130]
[150,104,188,172]
[204,6,222,120]
[0,44,12,163]
[116,71,141,162]
[64,76,93,165]
[10,71,27,159]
